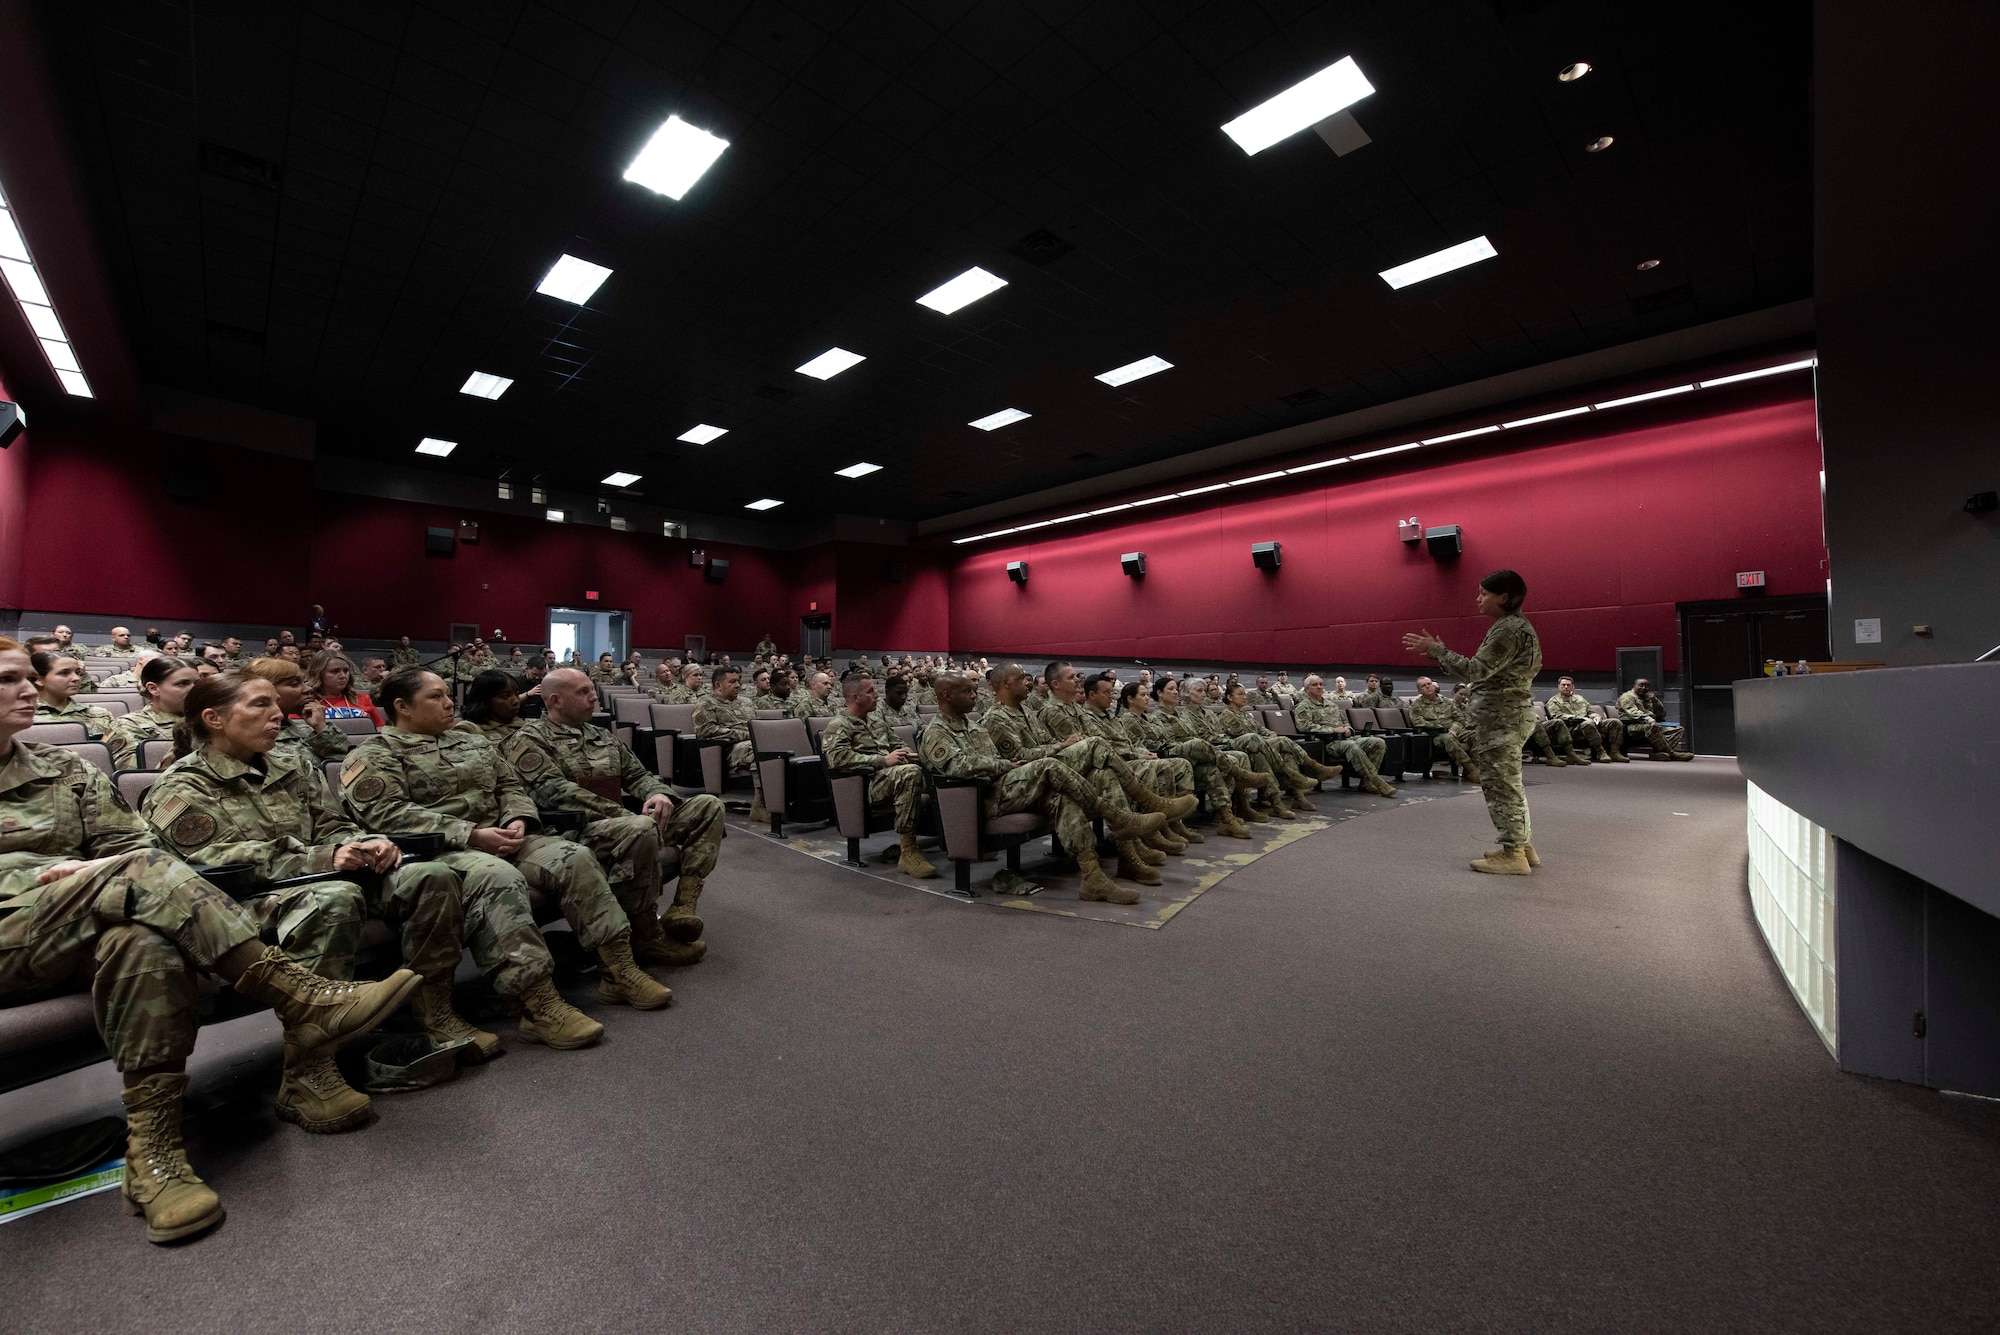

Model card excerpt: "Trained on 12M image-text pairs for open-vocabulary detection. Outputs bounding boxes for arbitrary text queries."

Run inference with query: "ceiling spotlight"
[622,114,730,200]
[795,347,865,379]
[835,462,883,478]
[1636,258,1661,270]
[745,498,783,511]
[535,254,612,304]
[1096,355,1173,386]
[1221,55,1376,155]
[1379,236,1498,289]
[677,423,728,444]
[1559,62,1591,82]
[969,408,1030,431]
[415,437,457,457]
[601,471,641,487]
[1585,135,1615,153]
[916,266,1008,314]
[459,371,513,399]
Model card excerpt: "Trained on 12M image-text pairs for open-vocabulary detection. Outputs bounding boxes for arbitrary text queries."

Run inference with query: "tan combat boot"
[663,874,706,942]
[1591,745,1614,762]
[1264,791,1296,819]
[630,909,707,968]
[1485,844,1542,867]
[274,1046,372,1134]
[1604,741,1629,762]
[1101,806,1168,841]
[1674,751,1696,761]
[410,978,501,1062]
[1538,739,1567,767]
[1650,748,1674,761]
[1302,757,1342,781]
[1287,784,1318,813]
[1214,808,1253,839]
[1121,776,1198,821]
[1170,818,1204,844]
[1078,850,1140,904]
[1227,760,1278,792]
[515,977,604,1049]
[1470,846,1533,875]
[1564,740,1591,765]
[120,1073,224,1244]
[1234,790,1270,823]
[897,833,939,880]
[1116,840,1164,885]
[231,948,420,1052]
[1364,775,1399,798]
[596,934,673,1010]
[1141,828,1182,857]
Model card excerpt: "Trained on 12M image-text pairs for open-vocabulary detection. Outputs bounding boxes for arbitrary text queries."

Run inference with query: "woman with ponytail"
[102,656,199,770]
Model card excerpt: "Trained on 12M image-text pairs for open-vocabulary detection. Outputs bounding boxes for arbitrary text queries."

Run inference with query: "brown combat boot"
[1142,828,1183,857]
[1364,775,1399,798]
[274,1047,372,1134]
[1079,850,1140,904]
[1485,843,1542,867]
[410,978,501,1062]
[1120,776,1198,821]
[1287,784,1318,812]
[1116,840,1164,884]
[596,934,673,1010]
[1265,791,1296,819]
[120,1073,224,1244]
[1302,757,1341,781]
[1604,742,1629,762]
[1234,790,1270,823]
[1591,745,1613,762]
[1564,740,1591,765]
[1169,818,1204,844]
[630,910,706,968]
[663,874,706,942]
[1214,809,1253,839]
[1227,760,1278,791]
[231,948,420,1052]
[1470,846,1533,875]
[897,833,939,880]
[515,977,604,1049]
[1101,806,1168,841]
[1538,739,1567,767]
[1674,751,1696,761]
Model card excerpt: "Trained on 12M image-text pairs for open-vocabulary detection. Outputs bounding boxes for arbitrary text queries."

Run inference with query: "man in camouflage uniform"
[1547,676,1625,761]
[389,636,421,669]
[1293,675,1398,797]
[1409,677,1477,780]
[1617,679,1693,760]
[793,671,839,719]
[822,674,935,879]
[662,663,703,705]
[97,648,162,693]
[647,661,679,702]
[920,674,1167,905]
[749,667,795,716]
[873,673,922,733]
[1242,675,1274,709]
[694,665,765,820]
[1176,679,1290,822]
[1,667,419,1243]
[1071,670,1200,845]
[910,672,938,709]
[1218,682,1340,813]
[1147,677,1275,834]
[343,667,669,1027]
[755,632,777,659]
[94,626,141,658]
[1354,674,1394,710]
[501,667,723,967]
[1118,680,1248,839]
[587,652,622,685]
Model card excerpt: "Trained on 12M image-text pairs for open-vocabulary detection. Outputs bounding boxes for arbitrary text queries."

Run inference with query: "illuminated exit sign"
[1736,570,1766,589]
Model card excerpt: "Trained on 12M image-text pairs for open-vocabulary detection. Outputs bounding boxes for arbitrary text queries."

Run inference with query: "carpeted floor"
[5,759,1999,1332]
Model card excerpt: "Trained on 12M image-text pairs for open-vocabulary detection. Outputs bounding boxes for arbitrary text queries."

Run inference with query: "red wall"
[0,370,30,610]
[947,396,1825,672]
[833,542,950,650]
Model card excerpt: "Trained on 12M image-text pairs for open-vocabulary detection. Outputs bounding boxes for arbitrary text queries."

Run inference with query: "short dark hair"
[1480,568,1528,613]
[713,665,741,684]
[1044,661,1069,688]
[1084,670,1116,696]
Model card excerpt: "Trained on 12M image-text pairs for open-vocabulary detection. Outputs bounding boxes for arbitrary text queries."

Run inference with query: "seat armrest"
[933,781,988,860]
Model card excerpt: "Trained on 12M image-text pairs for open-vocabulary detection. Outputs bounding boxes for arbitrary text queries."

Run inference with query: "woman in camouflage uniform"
[31,651,115,737]
[102,655,198,770]
[458,669,526,742]
[1404,569,1544,875]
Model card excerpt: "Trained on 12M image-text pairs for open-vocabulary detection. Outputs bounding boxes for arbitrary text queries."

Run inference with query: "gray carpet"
[5,760,1999,1332]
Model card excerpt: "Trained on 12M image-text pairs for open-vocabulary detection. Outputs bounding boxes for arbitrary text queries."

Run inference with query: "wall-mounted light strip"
[949,356,1816,545]
[0,185,92,397]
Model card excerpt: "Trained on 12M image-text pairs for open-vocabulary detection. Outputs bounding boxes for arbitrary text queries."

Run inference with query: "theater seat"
[115,770,161,807]
[59,742,114,776]
[751,717,830,836]
[140,738,176,770]
[806,715,833,753]
[753,709,786,721]
[96,699,130,718]
[22,722,85,745]
[934,776,1046,896]
[325,759,344,794]
[330,717,377,735]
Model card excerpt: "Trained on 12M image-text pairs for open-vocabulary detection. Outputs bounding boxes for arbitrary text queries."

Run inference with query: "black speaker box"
[1424,525,1463,558]
[0,401,23,449]
[1007,561,1029,586]
[425,526,455,556]
[1121,552,1146,577]
[1251,541,1281,571]
[705,558,730,583]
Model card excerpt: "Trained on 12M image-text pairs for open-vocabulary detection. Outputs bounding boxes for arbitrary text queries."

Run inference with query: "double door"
[1678,596,1829,754]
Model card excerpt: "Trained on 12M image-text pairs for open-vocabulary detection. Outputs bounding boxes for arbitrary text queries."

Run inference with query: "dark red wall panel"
[833,542,950,650]
[948,397,1824,672]
[0,370,30,610]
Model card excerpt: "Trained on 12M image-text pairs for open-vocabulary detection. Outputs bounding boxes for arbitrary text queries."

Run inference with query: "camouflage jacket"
[792,692,839,719]
[587,664,623,684]
[875,701,921,730]
[455,717,524,744]
[1022,692,1049,717]
[917,711,1012,781]
[1218,704,1274,740]
[500,718,668,822]
[280,718,348,770]
[339,726,538,848]
[1546,692,1595,721]
[983,701,1062,762]
[143,745,366,880]
[98,670,142,691]
[1029,697,1090,749]
[92,644,140,658]
[749,691,794,715]
[1354,689,1395,709]
[1406,695,1462,730]
[1292,698,1352,734]
[389,647,422,668]
[1429,615,1543,730]
[1329,690,1358,708]
[0,741,157,911]
[821,712,902,773]
[36,697,115,738]
[103,705,181,770]
[693,693,754,743]
[1616,690,1667,724]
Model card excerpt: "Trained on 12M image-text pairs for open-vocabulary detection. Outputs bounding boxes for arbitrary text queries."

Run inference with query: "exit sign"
[584,590,599,601]
[1736,570,1766,589]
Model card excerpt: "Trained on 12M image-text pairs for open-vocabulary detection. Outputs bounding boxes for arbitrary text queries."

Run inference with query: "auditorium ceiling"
[36,0,1811,526]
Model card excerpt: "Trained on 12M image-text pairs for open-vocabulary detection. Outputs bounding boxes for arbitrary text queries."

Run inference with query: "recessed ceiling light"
[1379,236,1498,289]
[460,371,513,399]
[1502,406,1592,429]
[835,462,883,478]
[916,266,1007,314]
[1178,483,1230,497]
[0,256,49,306]
[1594,384,1695,410]
[677,423,729,444]
[535,254,612,304]
[1221,55,1376,155]
[969,408,1030,431]
[415,437,457,457]
[19,302,64,340]
[54,369,91,398]
[795,347,865,379]
[621,114,730,199]
[546,509,565,522]
[1559,62,1592,82]
[1129,494,1178,507]
[39,338,79,373]
[601,471,641,487]
[1698,358,1817,388]
[0,210,29,263]
[745,498,783,511]
[1095,355,1174,386]
[1091,504,1133,515]
[1585,135,1614,153]
[1230,471,1288,486]
[1636,259,1661,270]
[1285,457,1351,474]
[1351,443,1421,460]
[1421,425,1500,445]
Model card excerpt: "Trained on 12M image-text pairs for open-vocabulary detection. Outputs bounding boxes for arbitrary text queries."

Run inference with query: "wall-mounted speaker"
[425,526,456,556]
[705,557,730,583]
[458,519,480,544]
[1424,525,1463,558]
[1008,560,1029,586]
[1121,552,1146,578]
[1251,541,1282,572]
[0,401,23,449]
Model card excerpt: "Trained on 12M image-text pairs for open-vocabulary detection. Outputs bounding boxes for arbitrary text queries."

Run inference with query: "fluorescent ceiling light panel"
[55,369,92,398]
[1502,406,1592,429]
[1096,355,1174,386]
[969,408,1031,431]
[460,371,513,399]
[1091,504,1133,515]
[1231,471,1288,486]
[1221,56,1376,155]
[0,257,49,305]
[546,509,565,522]
[795,347,864,379]
[1421,425,1501,445]
[0,211,28,263]
[535,254,612,304]
[19,303,63,340]
[415,437,458,457]
[39,338,78,372]
[1379,236,1498,289]
[916,266,1007,314]
[745,498,783,511]
[1351,443,1421,460]
[622,115,730,199]
[601,471,641,487]
[677,423,729,444]
[1178,483,1230,497]
[1129,494,1178,506]
[1594,384,1694,410]
[835,462,883,478]
[1286,457,1351,474]
[1698,358,1817,388]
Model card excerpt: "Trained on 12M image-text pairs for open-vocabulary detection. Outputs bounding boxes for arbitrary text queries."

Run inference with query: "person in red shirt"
[307,651,383,727]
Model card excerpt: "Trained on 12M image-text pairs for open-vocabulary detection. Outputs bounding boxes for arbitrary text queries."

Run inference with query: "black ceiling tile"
[508,2,615,83]
[296,12,403,88]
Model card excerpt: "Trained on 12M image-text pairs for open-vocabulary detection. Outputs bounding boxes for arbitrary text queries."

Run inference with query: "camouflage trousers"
[1425,727,1471,766]
[580,795,726,919]
[985,758,1100,858]
[1046,739,1138,816]
[1631,720,1687,754]
[443,832,627,959]
[1467,717,1535,847]
[864,764,930,835]
[242,858,518,989]
[1320,733,1387,783]
[0,851,260,1072]
[1553,716,1620,753]
[1158,739,1231,810]
[1129,756,1194,801]
[1225,732,1304,787]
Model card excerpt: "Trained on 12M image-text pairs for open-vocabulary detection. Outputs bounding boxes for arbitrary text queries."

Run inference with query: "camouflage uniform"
[748,690,791,715]
[1217,704,1314,789]
[792,691,838,720]
[983,700,1136,814]
[1427,616,1542,847]
[1290,697,1391,784]
[1126,709,1232,812]
[499,718,725,927]
[340,726,628,953]
[1406,694,1472,767]
[103,705,180,771]
[0,743,260,1071]
[1355,688,1395,710]
[94,643,141,658]
[693,691,757,774]
[1329,690,1358,709]
[278,717,347,773]
[821,712,929,834]
[917,713,1102,857]
[588,663,623,685]
[1547,691,1622,755]
[36,697,116,739]
[1037,698,1193,803]
[874,699,921,731]
[456,716,525,744]
[1180,701,1289,785]
[140,746,508,987]
[1617,690,1688,755]
[389,647,422,669]
[99,669,144,691]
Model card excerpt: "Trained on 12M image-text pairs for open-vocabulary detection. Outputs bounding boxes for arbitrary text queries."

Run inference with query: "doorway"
[548,606,631,670]
[1677,595,1830,754]
[799,614,831,659]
